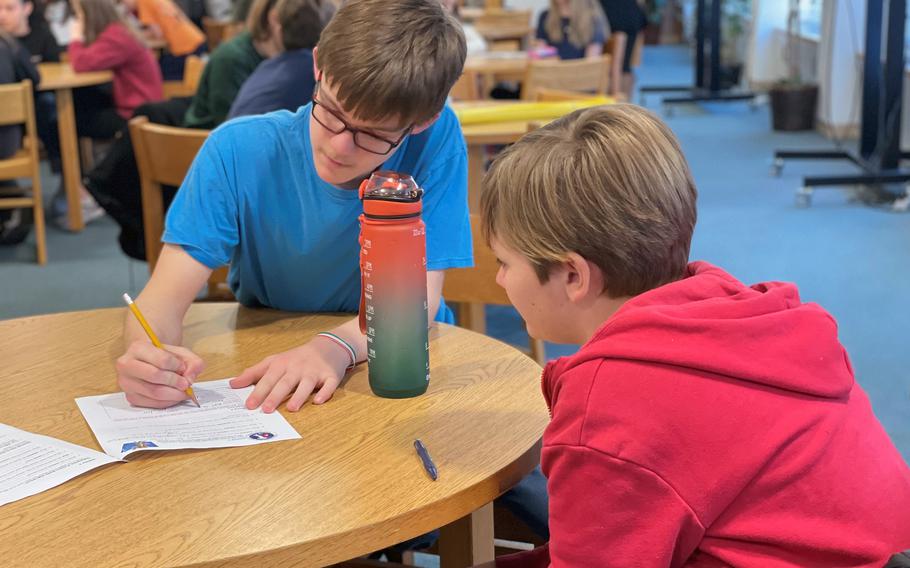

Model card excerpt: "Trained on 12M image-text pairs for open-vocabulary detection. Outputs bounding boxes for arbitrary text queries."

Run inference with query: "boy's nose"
[329,129,357,155]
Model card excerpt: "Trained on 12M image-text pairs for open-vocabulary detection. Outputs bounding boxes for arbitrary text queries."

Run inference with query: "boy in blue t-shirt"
[115,0,472,414]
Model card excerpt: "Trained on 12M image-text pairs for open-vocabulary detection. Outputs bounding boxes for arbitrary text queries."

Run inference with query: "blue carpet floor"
[1,45,908,461]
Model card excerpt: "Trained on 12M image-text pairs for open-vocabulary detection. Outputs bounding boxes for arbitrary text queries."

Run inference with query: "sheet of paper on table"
[75,378,301,459]
[0,423,120,507]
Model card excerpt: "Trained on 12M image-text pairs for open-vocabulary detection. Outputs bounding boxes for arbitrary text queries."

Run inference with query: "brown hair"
[247,0,280,42]
[544,0,608,50]
[316,0,466,125]
[79,0,139,46]
[277,0,333,51]
[480,104,698,298]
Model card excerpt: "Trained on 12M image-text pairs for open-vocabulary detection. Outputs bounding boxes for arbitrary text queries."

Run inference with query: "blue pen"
[414,439,438,481]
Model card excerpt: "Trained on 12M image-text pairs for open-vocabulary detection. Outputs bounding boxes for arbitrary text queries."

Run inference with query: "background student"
[53,0,162,228]
[0,31,39,245]
[120,0,206,80]
[182,0,279,127]
[535,0,607,60]
[0,0,62,172]
[481,104,910,566]
[82,0,286,259]
[0,0,62,62]
[68,0,162,139]
[226,0,331,119]
[599,0,646,97]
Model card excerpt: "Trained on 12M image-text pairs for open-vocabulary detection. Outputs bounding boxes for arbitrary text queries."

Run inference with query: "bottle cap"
[359,171,422,201]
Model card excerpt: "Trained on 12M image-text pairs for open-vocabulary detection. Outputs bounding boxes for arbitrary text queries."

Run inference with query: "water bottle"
[358,171,430,398]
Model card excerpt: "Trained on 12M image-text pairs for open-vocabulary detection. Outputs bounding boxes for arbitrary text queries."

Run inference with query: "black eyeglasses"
[311,83,411,155]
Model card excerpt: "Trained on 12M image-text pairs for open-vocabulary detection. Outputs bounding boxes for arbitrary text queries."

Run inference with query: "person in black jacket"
[0,31,40,244]
[599,0,647,97]
[0,31,38,157]
[0,0,63,62]
[0,0,62,172]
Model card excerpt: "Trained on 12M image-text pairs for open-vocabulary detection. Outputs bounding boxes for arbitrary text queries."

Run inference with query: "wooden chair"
[161,55,206,99]
[450,70,480,101]
[474,9,533,51]
[0,80,47,264]
[202,17,243,51]
[129,116,231,299]
[521,55,611,101]
[443,214,546,365]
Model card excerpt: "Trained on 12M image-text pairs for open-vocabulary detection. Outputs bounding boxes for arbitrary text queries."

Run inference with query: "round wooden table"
[0,304,548,567]
[37,62,114,232]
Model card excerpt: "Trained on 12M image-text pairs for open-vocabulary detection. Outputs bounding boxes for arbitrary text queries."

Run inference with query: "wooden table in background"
[454,100,537,211]
[37,62,113,232]
[0,304,547,568]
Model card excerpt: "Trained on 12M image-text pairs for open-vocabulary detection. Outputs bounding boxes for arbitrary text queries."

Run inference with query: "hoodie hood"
[543,262,854,409]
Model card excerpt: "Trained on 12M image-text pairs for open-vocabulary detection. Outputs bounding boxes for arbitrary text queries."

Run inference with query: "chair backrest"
[0,80,31,128]
[473,8,531,30]
[443,214,510,306]
[450,71,480,101]
[129,116,210,270]
[203,17,243,51]
[521,55,611,101]
[183,55,206,92]
[0,80,46,264]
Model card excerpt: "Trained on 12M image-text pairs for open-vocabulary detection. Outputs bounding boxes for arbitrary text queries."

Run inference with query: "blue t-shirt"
[227,48,316,120]
[536,10,606,60]
[163,104,473,319]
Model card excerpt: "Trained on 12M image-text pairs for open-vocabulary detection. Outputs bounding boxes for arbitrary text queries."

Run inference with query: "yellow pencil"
[122,293,200,407]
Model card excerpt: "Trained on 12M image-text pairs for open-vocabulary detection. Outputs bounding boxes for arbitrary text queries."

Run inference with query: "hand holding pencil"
[118,293,204,408]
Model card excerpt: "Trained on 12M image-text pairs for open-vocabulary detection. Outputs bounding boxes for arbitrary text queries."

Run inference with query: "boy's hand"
[230,337,351,413]
[116,339,205,408]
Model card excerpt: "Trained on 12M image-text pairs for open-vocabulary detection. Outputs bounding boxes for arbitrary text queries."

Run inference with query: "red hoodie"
[68,23,163,119]
[498,262,910,567]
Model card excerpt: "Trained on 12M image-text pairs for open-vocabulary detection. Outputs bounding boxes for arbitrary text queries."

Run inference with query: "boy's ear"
[312,46,319,79]
[411,112,441,135]
[561,252,605,304]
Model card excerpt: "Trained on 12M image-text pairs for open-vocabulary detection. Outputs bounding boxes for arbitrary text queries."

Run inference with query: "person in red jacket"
[68,0,162,133]
[54,0,162,229]
[479,103,910,567]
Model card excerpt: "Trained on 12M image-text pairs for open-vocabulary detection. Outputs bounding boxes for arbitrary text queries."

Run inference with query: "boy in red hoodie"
[481,104,910,567]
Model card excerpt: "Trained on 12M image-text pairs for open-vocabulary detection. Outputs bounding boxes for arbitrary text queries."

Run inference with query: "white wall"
[816,0,865,131]
[747,0,791,84]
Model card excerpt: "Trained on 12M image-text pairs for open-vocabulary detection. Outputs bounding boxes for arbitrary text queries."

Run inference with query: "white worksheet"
[0,423,120,507]
[75,378,301,459]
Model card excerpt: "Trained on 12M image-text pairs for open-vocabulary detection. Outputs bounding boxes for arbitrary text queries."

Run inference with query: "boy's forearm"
[124,298,186,347]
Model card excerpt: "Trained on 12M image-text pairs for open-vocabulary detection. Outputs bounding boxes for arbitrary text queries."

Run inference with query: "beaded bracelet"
[316,332,357,370]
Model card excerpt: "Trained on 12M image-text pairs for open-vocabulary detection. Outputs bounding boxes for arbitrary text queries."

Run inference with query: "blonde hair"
[480,104,698,298]
[246,0,280,42]
[545,0,607,50]
[316,0,466,125]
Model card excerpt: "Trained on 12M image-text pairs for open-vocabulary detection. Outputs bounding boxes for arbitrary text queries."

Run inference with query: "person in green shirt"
[183,0,282,128]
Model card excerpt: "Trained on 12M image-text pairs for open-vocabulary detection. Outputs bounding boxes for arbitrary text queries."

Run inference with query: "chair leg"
[29,171,47,265]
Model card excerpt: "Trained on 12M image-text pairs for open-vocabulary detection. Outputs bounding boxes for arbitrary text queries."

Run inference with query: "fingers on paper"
[120,374,190,407]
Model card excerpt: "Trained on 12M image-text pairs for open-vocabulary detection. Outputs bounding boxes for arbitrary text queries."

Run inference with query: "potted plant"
[769,0,819,131]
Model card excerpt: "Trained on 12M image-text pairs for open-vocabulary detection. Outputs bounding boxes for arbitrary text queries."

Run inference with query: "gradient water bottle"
[358,171,430,398]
